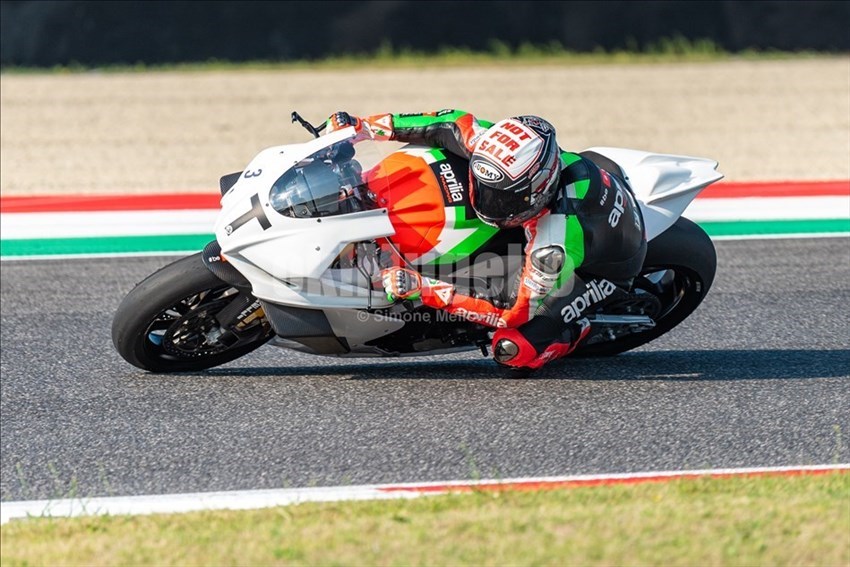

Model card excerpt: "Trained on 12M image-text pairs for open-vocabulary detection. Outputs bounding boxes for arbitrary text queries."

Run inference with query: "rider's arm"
[418,211,583,328]
[328,110,494,159]
[387,110,494,159]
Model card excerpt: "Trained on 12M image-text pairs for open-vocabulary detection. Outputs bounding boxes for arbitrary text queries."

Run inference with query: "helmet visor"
[473,184,531,225]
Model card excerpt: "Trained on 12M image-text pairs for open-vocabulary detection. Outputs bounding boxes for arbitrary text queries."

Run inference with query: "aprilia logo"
[438,163,464,203]
[609,187,625,228]
[561,279,617,323]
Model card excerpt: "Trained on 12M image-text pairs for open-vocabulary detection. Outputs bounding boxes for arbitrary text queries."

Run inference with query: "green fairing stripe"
[428,148,446,161]
[428,207,499,265]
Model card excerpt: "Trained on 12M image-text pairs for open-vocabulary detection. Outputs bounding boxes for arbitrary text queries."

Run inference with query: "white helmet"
[469,116,560,228]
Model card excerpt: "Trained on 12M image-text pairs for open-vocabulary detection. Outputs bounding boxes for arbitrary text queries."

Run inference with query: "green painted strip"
[0,234,214,257]
[428,148,446,161]
[1,219,848,258]
[699,218,850,236]
[428,207,499,265]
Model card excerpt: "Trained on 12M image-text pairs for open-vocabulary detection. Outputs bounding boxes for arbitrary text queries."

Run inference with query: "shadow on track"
[197,349,850,382]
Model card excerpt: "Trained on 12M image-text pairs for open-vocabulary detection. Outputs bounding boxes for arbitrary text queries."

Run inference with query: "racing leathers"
[329,110,647,370]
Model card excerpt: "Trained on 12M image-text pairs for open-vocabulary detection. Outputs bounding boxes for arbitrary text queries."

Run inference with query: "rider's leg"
[490,197,648,371]
[492,313,591,370]
[492,273,603,370]
[491,245,656,371]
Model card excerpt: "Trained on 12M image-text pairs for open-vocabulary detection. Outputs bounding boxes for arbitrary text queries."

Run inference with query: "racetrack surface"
[1,237,848,501]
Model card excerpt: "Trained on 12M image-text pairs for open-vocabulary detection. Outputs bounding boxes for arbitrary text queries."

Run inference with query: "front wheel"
[573,217,716,357]
[112,253,272,373]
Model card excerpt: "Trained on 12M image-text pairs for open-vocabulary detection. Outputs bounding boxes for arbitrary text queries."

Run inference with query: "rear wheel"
[573,217,716,357]
[112,253,272,372]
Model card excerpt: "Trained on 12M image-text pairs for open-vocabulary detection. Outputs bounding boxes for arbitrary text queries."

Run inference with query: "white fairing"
[585,147,724,241]
[215,129,395,309]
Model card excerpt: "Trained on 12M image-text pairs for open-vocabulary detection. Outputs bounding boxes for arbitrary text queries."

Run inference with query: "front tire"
[574,217,716,357]
[112,253,272,373]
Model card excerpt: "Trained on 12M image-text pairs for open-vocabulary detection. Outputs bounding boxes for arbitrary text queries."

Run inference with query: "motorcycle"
[112,112,723,373]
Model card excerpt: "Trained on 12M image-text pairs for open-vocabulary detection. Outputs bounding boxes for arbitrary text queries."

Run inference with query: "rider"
[326,110,647,370]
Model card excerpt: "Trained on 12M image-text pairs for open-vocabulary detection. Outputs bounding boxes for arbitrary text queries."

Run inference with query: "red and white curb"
[2,464,847,525]
[1,180,848,240]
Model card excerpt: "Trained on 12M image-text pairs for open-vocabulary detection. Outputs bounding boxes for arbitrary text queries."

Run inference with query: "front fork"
[201,240,269,346]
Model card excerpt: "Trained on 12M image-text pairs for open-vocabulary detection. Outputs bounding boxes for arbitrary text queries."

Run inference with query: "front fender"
[201,240,251,290]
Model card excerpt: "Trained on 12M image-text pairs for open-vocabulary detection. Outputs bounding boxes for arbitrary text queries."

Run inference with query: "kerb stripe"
[698,180,848,199]
[1,464,846,525]
[377,464,847,494]
[1,180,847,213]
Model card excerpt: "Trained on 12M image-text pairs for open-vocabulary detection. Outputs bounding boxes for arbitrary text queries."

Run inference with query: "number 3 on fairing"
[224,194,271,235]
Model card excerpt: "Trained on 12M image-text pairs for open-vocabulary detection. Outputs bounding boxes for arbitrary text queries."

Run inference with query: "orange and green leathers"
[343,110,587,329]
[330,110,646,368]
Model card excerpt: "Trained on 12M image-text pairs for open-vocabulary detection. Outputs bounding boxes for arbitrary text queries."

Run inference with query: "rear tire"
[112,253,272,373]
[573,217,716,357]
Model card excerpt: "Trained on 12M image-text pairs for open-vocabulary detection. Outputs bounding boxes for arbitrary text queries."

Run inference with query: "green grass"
[2,37,841,75]
[2,472,848,566]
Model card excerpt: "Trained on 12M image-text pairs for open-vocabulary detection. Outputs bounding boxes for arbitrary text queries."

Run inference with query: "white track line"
[2,464,847,525]
[0,209,217,239]
[686,196,850,221]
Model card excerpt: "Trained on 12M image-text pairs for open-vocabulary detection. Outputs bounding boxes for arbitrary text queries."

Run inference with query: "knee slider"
[491,328,538,367]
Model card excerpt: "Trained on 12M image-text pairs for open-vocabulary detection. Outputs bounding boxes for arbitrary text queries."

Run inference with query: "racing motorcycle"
[112,112,723,373]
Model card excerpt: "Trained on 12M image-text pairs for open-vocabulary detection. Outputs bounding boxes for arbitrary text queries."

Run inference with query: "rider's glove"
[327,111,363,133]
[381,267,423,302]
[326,111,394,141]
[381,267,457,307]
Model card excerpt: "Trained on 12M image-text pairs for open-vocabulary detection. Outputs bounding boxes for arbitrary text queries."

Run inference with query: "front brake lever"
[291,111,326,138]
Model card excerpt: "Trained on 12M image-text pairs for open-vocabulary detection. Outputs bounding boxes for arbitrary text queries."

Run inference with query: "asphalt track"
[1,238,848,502]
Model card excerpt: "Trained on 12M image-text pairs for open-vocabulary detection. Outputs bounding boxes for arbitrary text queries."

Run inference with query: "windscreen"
[269,136,386,219]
